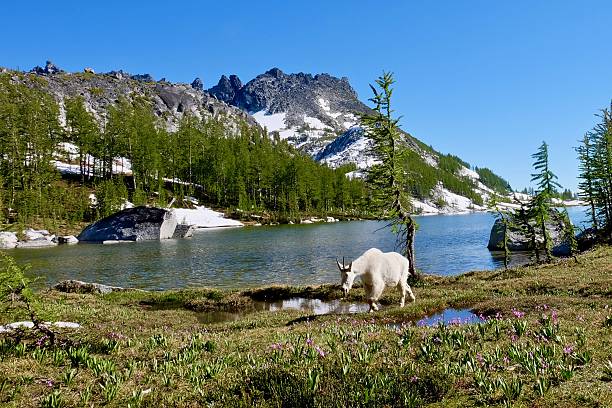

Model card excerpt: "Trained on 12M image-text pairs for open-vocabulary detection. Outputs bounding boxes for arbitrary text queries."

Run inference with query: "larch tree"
[529,141,562,262]
[361,72,417,275]
[578,104,612,237]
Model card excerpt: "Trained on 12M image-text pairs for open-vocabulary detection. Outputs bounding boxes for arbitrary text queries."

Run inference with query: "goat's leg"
[406,284,416,303]
[368,282,384,312]
[399,280,416,307]
[398,283,406,308]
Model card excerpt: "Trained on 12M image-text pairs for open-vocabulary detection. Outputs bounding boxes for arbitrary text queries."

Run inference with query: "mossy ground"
[0,246,610,407]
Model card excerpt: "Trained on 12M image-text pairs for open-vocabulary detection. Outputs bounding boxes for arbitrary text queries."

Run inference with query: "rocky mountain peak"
[207,68,370,156]
[228,74,242,90]
[208,74,243,104]
[191,77,203,90]
[264,67,284,78]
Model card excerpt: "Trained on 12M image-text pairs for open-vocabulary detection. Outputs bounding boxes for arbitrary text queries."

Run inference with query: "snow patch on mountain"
[318,97,342,119]
[458,166,480,180]
[411,182,487,215]
[303,116,331,130]
[315,127,379,170]
[251,111,287,133]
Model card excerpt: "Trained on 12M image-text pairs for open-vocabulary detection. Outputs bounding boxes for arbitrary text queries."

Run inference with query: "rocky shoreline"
[0,229,78,249]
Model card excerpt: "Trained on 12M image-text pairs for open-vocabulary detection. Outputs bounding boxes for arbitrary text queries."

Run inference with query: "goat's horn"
[342,256,345,267]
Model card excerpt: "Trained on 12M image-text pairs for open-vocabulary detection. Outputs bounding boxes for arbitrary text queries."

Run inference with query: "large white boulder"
[0,232,18,249]
[23,228,49,241]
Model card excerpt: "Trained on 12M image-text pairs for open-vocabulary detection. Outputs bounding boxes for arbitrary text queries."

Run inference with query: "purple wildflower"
[563,345,574,355]
[306,338,314,346]
[314,346,326,357]
[512,308,525,318]
[107,332,127,340]
[35,335,49,347]
[270,343,283,350]
[551,310,558,323]
[410,375,419,383]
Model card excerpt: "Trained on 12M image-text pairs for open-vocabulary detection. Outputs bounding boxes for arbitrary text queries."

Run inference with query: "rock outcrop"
[0,232,18,249]
[191,77,203,90]
[30,60,64,75]
[56,235,79,244]
[208,74,243,105]
[77,206,178,242]
[487,209,571,256]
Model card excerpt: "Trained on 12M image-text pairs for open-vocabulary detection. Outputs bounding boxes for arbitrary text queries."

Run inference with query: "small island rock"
[487,208,570,256]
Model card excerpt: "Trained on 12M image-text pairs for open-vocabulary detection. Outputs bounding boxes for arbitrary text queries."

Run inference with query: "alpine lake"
[11,206,589,291]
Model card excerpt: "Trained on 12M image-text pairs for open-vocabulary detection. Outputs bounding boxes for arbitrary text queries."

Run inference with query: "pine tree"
[577,103,612,238]
[529,141,562,262]
[64,96,99,182]
[362,73,417,275]
[576,133,599,229]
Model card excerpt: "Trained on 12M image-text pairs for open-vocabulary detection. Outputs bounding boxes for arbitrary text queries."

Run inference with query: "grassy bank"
[0,246,611,407]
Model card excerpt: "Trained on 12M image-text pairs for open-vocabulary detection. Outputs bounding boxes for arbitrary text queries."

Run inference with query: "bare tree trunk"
[406,219,416,276]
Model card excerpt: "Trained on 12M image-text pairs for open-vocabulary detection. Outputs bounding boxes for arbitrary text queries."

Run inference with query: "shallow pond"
[195,297,479,326]
[12,207,588,290]
[197,297,372,324]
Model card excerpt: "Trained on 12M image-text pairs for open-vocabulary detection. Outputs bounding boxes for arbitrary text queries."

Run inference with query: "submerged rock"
[53,279,130,294]
[78,206,178,242]
[16,239,57,248]
[487,208,570,256]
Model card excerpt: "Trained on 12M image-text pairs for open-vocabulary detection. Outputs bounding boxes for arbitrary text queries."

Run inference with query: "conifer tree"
[577,104,612,238]
[362,73,417,275]
[64,96,99,182]
[576,133,599,229]
[529,141,562,262]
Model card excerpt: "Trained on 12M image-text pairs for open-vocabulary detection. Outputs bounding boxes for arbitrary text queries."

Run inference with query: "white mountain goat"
[337,248,415,312]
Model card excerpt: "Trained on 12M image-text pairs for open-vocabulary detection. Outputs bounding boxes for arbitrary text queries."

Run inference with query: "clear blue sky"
[3,0,612,191]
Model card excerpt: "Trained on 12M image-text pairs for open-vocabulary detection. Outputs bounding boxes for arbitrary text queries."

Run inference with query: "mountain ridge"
[2,61,512,214]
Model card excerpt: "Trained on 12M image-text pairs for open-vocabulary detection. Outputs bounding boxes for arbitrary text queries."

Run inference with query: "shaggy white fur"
[337,248,415,312]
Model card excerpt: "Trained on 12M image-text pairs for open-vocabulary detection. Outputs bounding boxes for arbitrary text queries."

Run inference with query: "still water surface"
[12,207,588,290]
